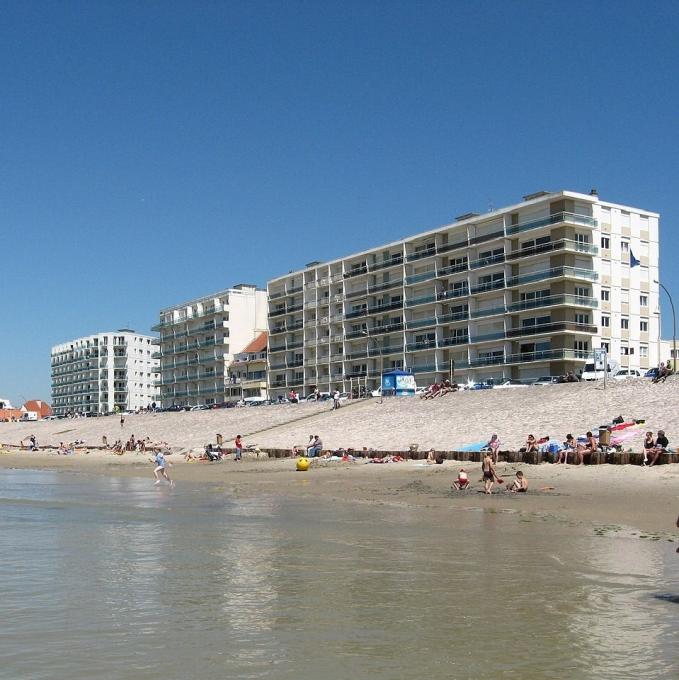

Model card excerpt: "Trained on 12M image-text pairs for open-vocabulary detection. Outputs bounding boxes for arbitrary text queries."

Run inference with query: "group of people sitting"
[643,430,669,466]
[109,435,151,455]
[420,379,459,399]
[653,362,674,384]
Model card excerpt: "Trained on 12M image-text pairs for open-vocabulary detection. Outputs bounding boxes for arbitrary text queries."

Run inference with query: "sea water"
[0,469,678,679]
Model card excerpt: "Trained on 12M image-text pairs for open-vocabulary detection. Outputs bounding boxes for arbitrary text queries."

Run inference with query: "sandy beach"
[2,377,679,536]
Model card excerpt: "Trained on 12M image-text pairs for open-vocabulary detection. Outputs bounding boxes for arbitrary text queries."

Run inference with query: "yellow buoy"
[296,457,310,471]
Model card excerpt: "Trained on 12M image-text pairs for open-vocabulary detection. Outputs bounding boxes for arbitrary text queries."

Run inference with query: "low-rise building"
[226,332,268,401]
[153,284,267,407]
[51,330,159,416]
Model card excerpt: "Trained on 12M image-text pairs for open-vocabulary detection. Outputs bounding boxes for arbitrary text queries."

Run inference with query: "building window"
[575,313,590,325]
[601,236,610,249]
[621,346,634,356]
[575,287,590,298]
[601,342,610,353]
[621,241,630,253]
[640,320,648,332]
[640,346,648,358]
[640,294,648,307]
[621,318,629,330]
[574,340,589,353]
[601,315,610,327]
[601,289,610,301]
[575,233,590,244]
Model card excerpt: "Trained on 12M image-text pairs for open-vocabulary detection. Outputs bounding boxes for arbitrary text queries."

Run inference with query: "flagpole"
[655,280,676,371]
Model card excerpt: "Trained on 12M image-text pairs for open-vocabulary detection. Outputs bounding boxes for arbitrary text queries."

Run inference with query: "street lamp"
[360,330,383,403]
[654,280,676,370]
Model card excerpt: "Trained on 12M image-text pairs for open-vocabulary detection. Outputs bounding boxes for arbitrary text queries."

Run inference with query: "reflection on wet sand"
[1,471,678,680]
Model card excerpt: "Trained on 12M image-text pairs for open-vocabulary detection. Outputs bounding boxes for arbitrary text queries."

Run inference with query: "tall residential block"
[51,330,159,416]
[153,284,267,407]
[266,190,659,397]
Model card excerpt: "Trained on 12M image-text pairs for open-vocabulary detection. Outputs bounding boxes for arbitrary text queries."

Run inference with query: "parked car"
[531,376,560,386]
[304,392,331,402]
[164,405,182,412]
[644,367,659,379]
[581,359,620,381]
[494,379,530,389]
[614,369,642,380]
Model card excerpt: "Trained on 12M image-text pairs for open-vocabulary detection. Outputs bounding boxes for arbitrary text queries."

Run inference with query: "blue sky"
[1,1,678,404]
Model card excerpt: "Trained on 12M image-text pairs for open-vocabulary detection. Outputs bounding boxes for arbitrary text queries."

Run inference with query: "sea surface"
[0,469,678,679]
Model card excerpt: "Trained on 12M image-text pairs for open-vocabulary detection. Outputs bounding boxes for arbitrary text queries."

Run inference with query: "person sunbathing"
[507,470,528,492]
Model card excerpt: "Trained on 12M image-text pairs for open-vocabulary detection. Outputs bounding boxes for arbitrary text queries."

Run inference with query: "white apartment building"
[266,190,660,397]
[153,284,267,407]
[51,330,159,416]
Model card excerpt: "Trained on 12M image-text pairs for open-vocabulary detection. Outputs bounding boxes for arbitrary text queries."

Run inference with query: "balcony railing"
[406,247,436,263]
[505,266,598,288]
[506,294,598,313]
[470,279,505,294]
[370,255,403,271]
[506,239,598,261]
[469,252,505,270]
[343,265,368,279]
[505,211,597,236]
[368,279,403,294]
[405,270,436,285]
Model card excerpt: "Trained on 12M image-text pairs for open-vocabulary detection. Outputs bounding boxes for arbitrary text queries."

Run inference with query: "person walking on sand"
[482,452,496,495]
[234,434,243,461]
[332,389,341,410]
[120,414,125,428]
[151,449,174,486]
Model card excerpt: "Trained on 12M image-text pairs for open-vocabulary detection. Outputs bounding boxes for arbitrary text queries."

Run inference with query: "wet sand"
[1,451,678,537]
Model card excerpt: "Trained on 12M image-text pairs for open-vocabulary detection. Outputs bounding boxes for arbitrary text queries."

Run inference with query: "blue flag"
[630,250,640,267]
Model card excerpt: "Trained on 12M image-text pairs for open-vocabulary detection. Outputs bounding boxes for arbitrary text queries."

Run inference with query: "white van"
[581,359,620,381]
[20,411,38,422]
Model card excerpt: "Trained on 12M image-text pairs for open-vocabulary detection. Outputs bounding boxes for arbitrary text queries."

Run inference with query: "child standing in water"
[151,449,174,486]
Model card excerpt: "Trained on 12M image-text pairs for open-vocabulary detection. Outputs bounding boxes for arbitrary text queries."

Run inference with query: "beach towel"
[610,429,642,446]
[459,441,488,452]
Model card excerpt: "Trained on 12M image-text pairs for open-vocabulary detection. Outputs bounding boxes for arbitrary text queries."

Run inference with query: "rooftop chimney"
[590,188,598,196]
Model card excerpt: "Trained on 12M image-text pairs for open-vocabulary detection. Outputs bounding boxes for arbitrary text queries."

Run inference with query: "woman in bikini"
[576,431,597,465]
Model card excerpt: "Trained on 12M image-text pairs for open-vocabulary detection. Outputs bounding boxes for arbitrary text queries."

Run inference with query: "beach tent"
[381,369,416,396]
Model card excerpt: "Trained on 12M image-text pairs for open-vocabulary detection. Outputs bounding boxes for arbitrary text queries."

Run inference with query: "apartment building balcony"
[506,239,598,262]
[406,246,436,263]
[504,266,598,289]
[343,265,368,279]
[370,322,404,336]
[505,211,597,236]
[437,262,469,277]
[405,270,436,285]
[469,252,505,270]
[369,255,404,271]
[470,322,597,345]
[506,294,598,314]
[469,279,506,295]
[467,348,589,369]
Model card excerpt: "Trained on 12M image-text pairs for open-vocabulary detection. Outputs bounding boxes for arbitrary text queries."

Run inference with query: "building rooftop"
[240,331,268,354]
